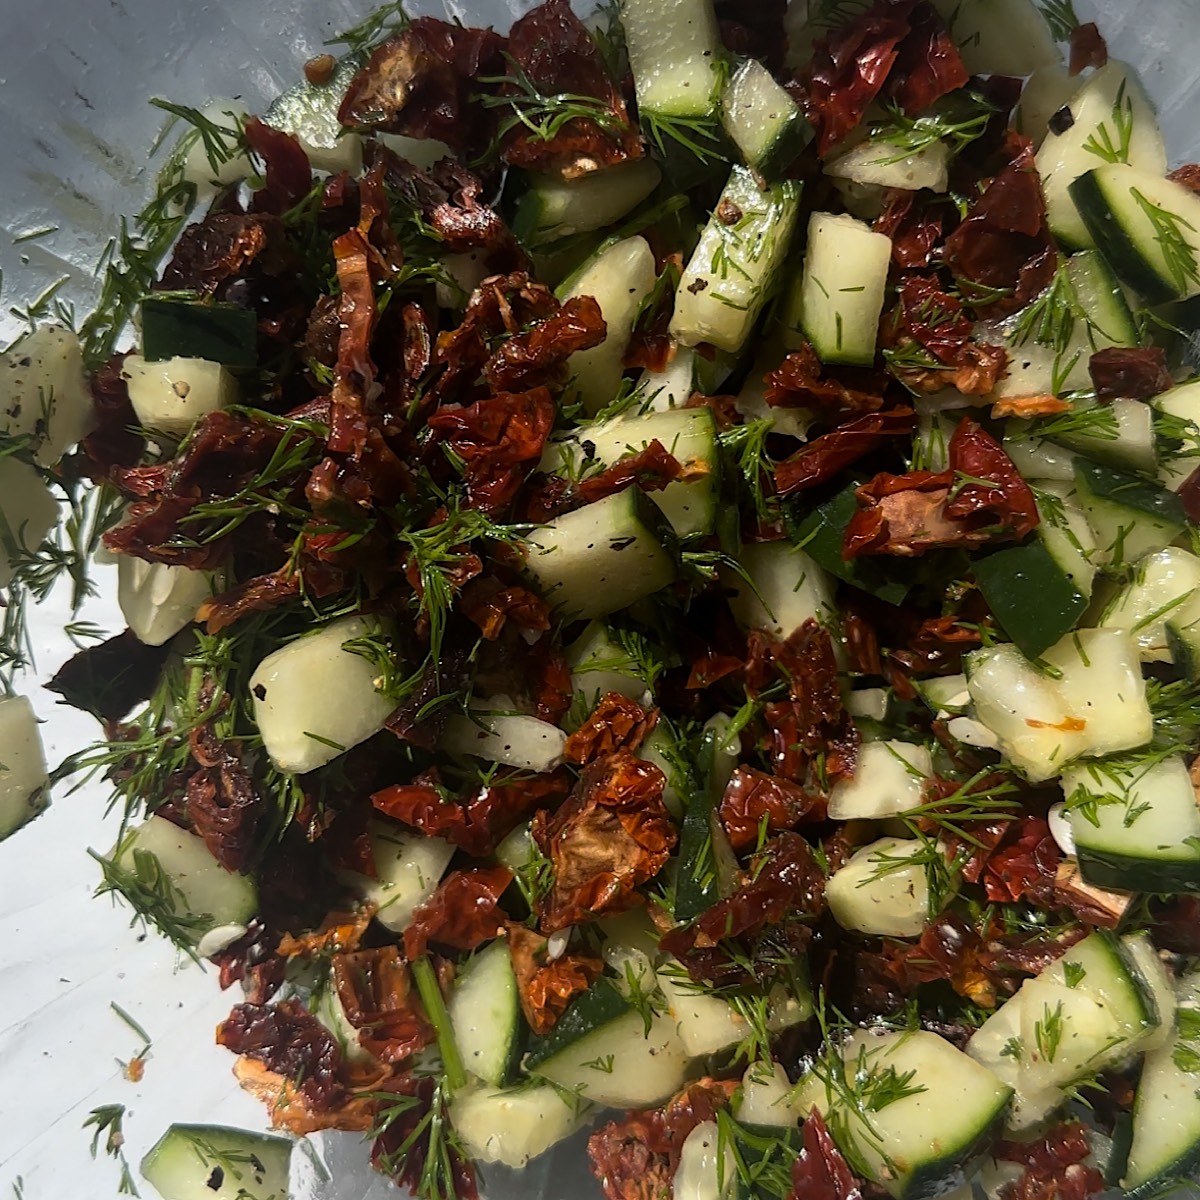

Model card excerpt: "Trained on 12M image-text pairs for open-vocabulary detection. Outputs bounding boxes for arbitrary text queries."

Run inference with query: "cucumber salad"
[10,0,1200,1197]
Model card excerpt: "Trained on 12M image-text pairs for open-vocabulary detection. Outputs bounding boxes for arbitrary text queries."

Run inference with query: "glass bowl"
[2,1,1199,1197]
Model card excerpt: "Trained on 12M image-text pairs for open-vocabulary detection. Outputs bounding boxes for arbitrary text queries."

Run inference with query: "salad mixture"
[10,0,1200,1197]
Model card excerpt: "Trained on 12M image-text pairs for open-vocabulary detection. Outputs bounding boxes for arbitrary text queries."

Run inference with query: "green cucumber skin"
[1077,846,1200,895]
[972,539,1087,660]
[899,1107,1012,1200]
[141,297,258,369]
[672,728,720,922]
[1069,172,1175,305]
[1075,460,1188,524]
[522,979,632,1070]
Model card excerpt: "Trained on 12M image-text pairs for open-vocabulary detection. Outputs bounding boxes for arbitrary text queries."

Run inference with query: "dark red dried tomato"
[45,629,172,725]
[1069,22,1108,75]
[791,1109,865,1200]
[1088,345,1172,400]
[715,0,788,72]
[338,17,506,156]
[1169,164,1200,197]
[244,118,314,215]
[79,353,144,477]
[576,440,695,505]
[719,766,821,850]
[765,342,889,417]
[157,212,279,295]
[427,387,557,513]
[184,725,262,873]
[982,815,1061,908]
[507,923,605,1035]
[459,577,551,640]
[945,416,1039,533]
[532,750,676,933]
[887,2,968,116]
[484,294,607,394]
[402,866,514,960]
[686,651,743,689]
[1178,464,1200,525]
[874,190,944,269]
[564,693,659,765]
[331,946,435,1063]
[211,920,286,1006]
[996,1121,1106,1200]
[775,407,916,496]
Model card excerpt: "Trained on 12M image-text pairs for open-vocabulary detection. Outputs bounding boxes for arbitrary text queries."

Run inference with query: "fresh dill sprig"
[1033,1000,1065,1063]
[869,93,997,163]
[719,418,777,528]
[1040,0,1080,41]
[1007,404,1121,444]
[714,1109,798,1200]
[1083,79,1134,164]
[1131,187,1200,295]
[1008,259,1094,355]
[83,1104,139,1196]
[327,2,410,54]
[371,1080,471,1200]
[149,98,247,173]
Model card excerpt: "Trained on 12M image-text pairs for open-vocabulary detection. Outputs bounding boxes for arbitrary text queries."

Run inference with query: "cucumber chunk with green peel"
[1037,62,1167,251]
[722,540,834,639]
[441,708,567,773]
[823,137,950,193]
[1074,459,1187,569]
[672,723,738,922]
[826,837,938,938]
[827,739,931,821]
[141,296,258,369]
[513,159,662,247]
[801,1028,1014,1199]
[670,166,802,354]
[140,1123,292,1200]
[1098,547,1200,663]
[566,620,653,711]
[559,236,657,416]
[451,939,525,1088]
[450,1081,586,1170]
[1071,164,1200,303]
[523,978,689,1108]
[106,815,257,946]
[522,488,679,621]
[249,615,396,774]
[1155,377,1200,488]
[1063,754,1200,894]
[721,58,810,179]
[796,212,892,367]
[123,355,238,438]
[0,695,50,841]
[622,0,724,126]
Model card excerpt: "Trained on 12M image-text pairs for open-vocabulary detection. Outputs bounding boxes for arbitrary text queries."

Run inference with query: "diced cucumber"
[1071,164,1200,303]
[1155,378,1200,488]
[560,236,657,416]
[1068,248,1141,349]
[141,296,257,369]
[808,1029,1013,1200]
[513,160,662,248]
[376,132,453,170]
[1037,63,1167,251]
[1002,431,1078,483]
[823,138,950,193]
[175,100,253,192]
[969,931,1157,1132]
[636,345,700,412]
[723,540,835,639]
[733,343,814,439]
[524,979,689,1108]
[735,1060,807,1128]
[0,456,59,589]
[914,674,970,718]
[623,0,723,126]
[1048,397,1156,474]
[827,740,931,821]
[638,719,689,818]
[523,488,679,621]
[264,54,363,174]
[846,687,889,723]
[1015,64,1081,150]
[1123,931,1177,1053]
[494,822,533,874]
[1074,459,1187,569]
[108,815,257,943]
[248,615,395,773]
[441,708,567,773]
[556,406,721,538]
[451,939,524,1089]
[672,1122,728,1200]
[344,822,455,934]
[118,557,215,648]
[826,837,937,938]
[0,695,49,841]
[450,1081,585,1170]
[658,959,745,1057]
[721,58,810,179]
[566,620,652,710]
[797,212,892,368]
[140,1123,292,1200]
[670,166,802,354]
[966,630,1152,783]
[1122,969,1200,1198]
[1098,547,1200,663]
[1063,755,1200,894]
[929,0,1059,77]
[123,354,238,438]
[313,973,372,1065]
[0,324,93,466]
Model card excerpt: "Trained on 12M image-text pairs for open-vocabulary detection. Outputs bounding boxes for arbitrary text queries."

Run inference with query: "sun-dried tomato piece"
[991,394,1072,419]
[660,832,825,988]
[244,118,314,215]
[183,725,263,873]
[945,416,1039,533]
[1069,22,1108,75]
[981,815,1061,907]
[501,0,642,177]
[589,1079,738,1200]
[46,630,172,724]
[1088,345,1172,400]
[576,439,697,505]
[943,133,1057,316]
[507,924,605,1035]
[372,1075,480,1200]
[459,576,551,640]
[484,294,607,394]
[874,190,944,269]
[766,342,889,416]
[1179,464,1200,525]
[775,407,916,496]
[1169,164,1200,197]
[277,908,373,960]
[996,1121,1106,1200]
[428,387,557,512]
[791,1109,865,1200]
[564,693,660,766]
[887,2,968,116]
[686,651,743,690]
[79,352,144,477]
[332,946,435,1063]
[889,614,983,678]
[719,766,821,850]
[715,0,788,72]
[157,212,278,295]
[532,751,676,933]
[338,17,506,156]
[211,921,286,1005]
[403,866,514,960]
[373,768,571,858]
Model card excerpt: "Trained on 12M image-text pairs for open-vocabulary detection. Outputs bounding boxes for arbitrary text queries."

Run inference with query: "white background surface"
[2,0,1200,1197]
